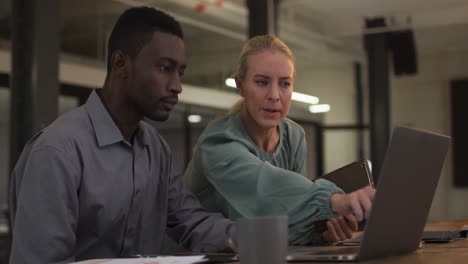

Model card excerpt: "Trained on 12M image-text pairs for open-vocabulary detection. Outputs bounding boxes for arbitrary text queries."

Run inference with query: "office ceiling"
[0,0,467,91]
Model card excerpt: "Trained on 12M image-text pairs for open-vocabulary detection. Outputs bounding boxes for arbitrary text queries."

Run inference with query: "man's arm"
[10,146,80,264]
[165,157,232,253]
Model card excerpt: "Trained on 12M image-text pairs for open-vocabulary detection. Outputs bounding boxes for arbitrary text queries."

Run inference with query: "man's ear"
[235,76,245,98]
[111,50,129,79]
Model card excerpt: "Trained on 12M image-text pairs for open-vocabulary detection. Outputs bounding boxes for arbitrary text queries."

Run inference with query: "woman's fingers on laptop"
[323,217,355,242]
[344,214,359,232]
[337,216,355,237]
[322,224,335,242]
[322,229,333,242]
[324,219,343,242]
[328,219,342,241]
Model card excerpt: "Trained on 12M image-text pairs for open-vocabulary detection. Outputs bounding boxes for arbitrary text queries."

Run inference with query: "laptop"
[287,126,450,262]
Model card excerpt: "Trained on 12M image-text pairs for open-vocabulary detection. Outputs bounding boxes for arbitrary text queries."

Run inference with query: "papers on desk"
[72,255,206,264]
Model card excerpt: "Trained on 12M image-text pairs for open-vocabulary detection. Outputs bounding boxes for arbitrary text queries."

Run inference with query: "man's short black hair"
[106,6,183,73]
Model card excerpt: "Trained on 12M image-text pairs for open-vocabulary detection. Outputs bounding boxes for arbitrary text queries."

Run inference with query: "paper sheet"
[72,255,206,264]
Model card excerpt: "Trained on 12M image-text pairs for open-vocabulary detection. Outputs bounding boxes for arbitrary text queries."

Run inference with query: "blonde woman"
[185,35,375,245]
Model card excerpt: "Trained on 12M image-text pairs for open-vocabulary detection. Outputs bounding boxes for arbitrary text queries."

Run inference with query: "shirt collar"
[134,122,152,148]
[85,90,153,148]
[84,90,125,147]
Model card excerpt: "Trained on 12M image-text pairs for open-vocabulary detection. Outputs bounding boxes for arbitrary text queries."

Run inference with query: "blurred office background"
[1,0,468,262]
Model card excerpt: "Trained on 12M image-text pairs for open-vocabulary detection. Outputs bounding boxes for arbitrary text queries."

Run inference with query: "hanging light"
[187,114,202,123]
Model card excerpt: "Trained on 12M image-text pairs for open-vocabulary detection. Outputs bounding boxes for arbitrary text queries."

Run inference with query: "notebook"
[287,126,450,262]
[319,159,374,193]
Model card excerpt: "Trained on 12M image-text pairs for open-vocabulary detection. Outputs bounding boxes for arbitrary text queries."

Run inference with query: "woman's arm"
[196,141,343,244]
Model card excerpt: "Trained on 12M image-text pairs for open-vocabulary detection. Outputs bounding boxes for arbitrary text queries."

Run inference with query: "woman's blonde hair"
[229,35,296,114]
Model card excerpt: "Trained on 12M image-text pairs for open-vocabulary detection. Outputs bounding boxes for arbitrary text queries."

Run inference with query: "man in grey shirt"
[9,7,232,263]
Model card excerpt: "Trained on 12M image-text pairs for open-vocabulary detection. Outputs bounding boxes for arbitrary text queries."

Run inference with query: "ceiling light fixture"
[225,77,236,88]
[309,104,331,113]
[291,92,319,104]
[187,115,202,123]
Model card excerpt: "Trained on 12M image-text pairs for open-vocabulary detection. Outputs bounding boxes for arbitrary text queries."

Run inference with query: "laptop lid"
[288,126,450,262]
[358,126,450,260]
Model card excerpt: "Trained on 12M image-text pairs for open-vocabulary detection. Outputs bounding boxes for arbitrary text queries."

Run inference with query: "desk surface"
[233,219,468,264]
[79,219,468,263]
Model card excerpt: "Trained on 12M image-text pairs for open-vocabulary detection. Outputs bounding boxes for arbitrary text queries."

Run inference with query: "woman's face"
[237,50,294,130]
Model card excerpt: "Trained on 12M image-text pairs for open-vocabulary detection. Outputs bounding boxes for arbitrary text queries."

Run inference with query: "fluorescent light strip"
[225,78,319,104]
[309,104,331,113]
[291,92,319,104]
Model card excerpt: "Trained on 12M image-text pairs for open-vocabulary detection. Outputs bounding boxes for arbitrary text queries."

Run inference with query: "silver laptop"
[287,126,450,262]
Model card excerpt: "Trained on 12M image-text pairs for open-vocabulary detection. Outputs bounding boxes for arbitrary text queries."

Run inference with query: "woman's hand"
[322,215,358,243]
[330,186,376,221]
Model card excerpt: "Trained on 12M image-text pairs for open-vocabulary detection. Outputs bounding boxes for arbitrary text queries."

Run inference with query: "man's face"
[126,31,186,121]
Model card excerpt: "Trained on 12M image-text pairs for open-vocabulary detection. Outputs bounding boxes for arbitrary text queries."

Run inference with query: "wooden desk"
[77,219,468,263]
[231,219,468,264]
